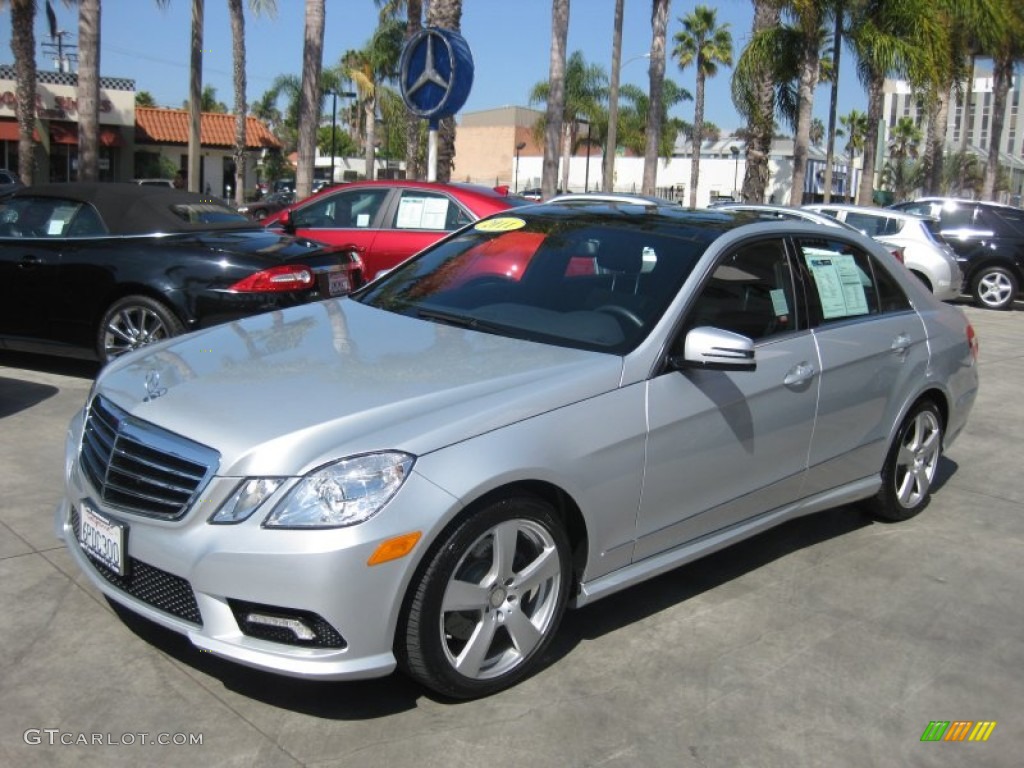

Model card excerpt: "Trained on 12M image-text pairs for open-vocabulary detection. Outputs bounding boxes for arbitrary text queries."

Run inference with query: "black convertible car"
[0,183,363,364]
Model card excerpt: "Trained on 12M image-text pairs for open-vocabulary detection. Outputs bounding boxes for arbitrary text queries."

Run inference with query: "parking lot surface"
[1,303,1020,768]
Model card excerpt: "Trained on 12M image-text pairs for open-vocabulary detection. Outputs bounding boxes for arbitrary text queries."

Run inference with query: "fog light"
[246,612,315,641]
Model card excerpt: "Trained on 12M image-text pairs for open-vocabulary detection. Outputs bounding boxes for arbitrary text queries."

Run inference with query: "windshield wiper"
[416,307,489,329]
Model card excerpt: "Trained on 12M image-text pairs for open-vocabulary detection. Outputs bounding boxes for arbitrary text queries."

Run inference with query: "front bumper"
[55,409,458,681]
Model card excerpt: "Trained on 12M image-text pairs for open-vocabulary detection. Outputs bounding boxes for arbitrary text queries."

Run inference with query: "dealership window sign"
[399,27,474,181]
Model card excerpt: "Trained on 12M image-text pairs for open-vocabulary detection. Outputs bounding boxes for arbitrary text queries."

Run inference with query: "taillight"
[229,265,314,293]
[967,322,979,362]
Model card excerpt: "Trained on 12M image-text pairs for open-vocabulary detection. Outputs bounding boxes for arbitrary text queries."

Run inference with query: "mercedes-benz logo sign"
[400,27,474,120]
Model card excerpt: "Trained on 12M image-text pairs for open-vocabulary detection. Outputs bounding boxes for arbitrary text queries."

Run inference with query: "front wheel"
[866,401,943,522]
[972,266,1018,310]
[97,295,184,364]
[398,496,571,699]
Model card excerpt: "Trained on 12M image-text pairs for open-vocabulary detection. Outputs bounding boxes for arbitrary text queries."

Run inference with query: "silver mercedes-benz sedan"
[57,202,979,699]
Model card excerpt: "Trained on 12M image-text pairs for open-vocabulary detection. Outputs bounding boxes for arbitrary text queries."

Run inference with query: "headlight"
[210,478,285,524]
[263,452,414,529]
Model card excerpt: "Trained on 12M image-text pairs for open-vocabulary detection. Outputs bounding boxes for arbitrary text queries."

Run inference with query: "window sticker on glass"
[396,196,450,230]
[770,288,789,317]
[805,251,870,319]
[356,213,371,227]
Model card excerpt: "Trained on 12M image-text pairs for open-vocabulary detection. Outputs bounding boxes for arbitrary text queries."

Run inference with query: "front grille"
[71,507,202,625]
[79,396,219,519]
[228,599,347,649]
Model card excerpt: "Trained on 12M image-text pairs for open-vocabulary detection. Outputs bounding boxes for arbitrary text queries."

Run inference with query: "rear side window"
[795,237,911,323]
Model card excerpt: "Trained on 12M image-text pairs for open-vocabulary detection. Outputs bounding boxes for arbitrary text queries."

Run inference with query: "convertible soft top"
[7,182,256,235]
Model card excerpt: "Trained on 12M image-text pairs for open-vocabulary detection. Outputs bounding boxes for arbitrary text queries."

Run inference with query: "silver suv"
[804,204,963,302]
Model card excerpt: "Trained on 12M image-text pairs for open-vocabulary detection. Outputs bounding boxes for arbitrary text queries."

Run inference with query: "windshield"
[353,212,712,354]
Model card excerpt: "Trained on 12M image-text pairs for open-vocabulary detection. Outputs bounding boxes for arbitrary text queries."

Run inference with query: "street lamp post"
[515,141,526,193]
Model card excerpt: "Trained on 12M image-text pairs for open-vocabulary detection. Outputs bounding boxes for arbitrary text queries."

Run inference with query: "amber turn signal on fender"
[367,532,422,566]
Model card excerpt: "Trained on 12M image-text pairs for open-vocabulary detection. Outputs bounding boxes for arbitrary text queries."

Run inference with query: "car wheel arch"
[93,282,194,330]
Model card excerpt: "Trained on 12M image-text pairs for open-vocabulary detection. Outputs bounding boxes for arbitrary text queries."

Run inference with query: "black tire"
[398,496,571,699]
[97,295,185,364]
[866,401,943,522]
[971,266,1018,310]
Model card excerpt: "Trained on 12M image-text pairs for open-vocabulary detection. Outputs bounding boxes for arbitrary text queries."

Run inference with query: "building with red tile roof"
[134,107,281,149]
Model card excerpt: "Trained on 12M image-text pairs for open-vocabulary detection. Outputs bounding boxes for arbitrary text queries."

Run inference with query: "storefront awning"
[48,122,124,147]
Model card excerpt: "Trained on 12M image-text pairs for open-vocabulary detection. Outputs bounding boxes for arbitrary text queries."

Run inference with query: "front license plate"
[78,504,127,576]
[328,271,351,296]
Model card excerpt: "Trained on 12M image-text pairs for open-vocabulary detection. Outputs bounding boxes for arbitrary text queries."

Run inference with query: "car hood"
[96,299,624,476]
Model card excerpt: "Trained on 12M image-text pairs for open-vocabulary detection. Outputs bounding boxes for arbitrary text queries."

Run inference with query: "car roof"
[8,182,254,235]
[898,197,1021,212]
[805,203,934,221]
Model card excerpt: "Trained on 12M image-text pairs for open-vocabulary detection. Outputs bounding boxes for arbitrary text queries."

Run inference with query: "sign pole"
[427,118,439,182]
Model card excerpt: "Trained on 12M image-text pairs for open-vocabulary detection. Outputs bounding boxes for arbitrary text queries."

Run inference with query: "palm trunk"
[823,5,843,204]
[188,0,203,193]
[923,87,950,196]
[229,0,247,205]
[857,73,884,206]
[789,40,820,206]
[642,0,669,196]
[542,0,570,198]
[560,122,572,193]
[742,0,779,203]
[982,51,1012,201]
[296,0,325,199]
[688,71,705,208]
[365,101,377,180]
[404,0,423,179]
[602,0,624,192]
[11,0,37,185]
[77,0,101,182]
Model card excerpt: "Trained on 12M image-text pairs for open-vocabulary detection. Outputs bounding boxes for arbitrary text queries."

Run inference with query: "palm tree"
[375,0,425,179]
[674,6,733,207]
[888,116,922,163]
[135,91,157,107]
[425,0,462,183]
[4,0,37,184]
[615,80,692,158]
[784,0,825,206]
[839,108,867,203]
[75,0,100,181]
[228,1,277,206]
[642,0,670,196]
[848,0,941,205]
[731,0,781,203]
[188,0,202,191]
[542,0,570,198]
[182,85,228,113]
[810,117,825,147]
[295,0,325,199]
[982,4,1023,199]
[343,19,404,181]
[529,51,607,194]
[602,0,624,192]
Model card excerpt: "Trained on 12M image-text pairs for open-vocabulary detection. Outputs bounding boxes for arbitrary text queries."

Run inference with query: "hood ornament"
[143,370,167,402]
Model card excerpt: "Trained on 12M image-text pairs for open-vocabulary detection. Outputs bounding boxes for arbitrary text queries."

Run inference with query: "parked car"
[58,201,978,698]
[803,204,963,302]
[0,183,363,364]
[0,168,24,195]
[236,190,295,221]
[517,187,544,201]
[890,197,1024,309]
[263,179,529,280]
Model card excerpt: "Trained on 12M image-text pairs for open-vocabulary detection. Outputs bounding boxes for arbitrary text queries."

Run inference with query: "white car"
[803,204,963,301]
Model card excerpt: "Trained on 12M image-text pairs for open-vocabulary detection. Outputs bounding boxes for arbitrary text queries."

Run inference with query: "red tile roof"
[135,107,281,149]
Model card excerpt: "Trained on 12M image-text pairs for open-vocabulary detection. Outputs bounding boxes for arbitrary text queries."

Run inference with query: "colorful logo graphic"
[920,721,997,742]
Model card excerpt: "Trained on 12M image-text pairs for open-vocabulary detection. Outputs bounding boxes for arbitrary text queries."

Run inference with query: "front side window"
[686,238,800,341]
[292,188,390,229]
[796,237,910,323]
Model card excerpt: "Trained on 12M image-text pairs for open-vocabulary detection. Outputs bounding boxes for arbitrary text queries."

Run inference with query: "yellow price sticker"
[474,217,526,232]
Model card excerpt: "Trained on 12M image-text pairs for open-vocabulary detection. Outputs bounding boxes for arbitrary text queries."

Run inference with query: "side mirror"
[280,209,296,234]
[670,326,756,371]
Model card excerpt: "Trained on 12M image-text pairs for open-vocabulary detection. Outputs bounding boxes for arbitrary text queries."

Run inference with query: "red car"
[262,180,529,280]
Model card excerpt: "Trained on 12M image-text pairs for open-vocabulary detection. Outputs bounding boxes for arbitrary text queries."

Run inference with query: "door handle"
[783,362,816,387]
[891,333,912,354]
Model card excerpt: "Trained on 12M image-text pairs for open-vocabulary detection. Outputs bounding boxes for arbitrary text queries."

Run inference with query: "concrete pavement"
[1,303,1020,768]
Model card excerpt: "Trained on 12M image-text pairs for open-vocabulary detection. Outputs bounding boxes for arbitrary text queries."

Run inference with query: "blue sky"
[2,0,867,134]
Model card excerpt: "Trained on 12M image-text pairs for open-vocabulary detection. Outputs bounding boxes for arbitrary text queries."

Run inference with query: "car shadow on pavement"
[0,351,100,380]
[0,375,61,417]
